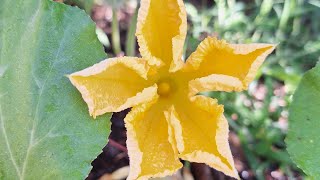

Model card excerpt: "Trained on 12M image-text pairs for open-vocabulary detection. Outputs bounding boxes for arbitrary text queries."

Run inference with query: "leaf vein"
[20,11,71,179]
[0,103,22,179]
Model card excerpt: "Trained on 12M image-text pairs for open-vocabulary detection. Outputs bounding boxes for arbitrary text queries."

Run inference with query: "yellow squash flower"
[69,0,276,179]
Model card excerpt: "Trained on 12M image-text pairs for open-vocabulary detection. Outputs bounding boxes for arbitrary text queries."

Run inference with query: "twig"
[109,139,127,153]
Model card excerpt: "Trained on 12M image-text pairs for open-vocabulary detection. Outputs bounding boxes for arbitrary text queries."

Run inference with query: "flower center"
[157,81,171,97]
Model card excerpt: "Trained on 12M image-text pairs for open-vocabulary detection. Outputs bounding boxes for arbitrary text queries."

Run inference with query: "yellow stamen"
[157,82,171,96]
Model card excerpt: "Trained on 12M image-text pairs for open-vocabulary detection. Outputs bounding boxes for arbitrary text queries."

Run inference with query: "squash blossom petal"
[69,0,276,179]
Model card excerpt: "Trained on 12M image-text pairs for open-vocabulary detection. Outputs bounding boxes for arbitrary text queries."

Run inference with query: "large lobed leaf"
[0,0,110,179]
[286,64,320,178]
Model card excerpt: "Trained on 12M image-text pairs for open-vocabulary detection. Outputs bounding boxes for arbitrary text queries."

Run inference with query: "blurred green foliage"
[185,0,320,178]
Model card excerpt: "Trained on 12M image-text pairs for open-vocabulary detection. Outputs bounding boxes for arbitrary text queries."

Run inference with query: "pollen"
[157,81,171,97]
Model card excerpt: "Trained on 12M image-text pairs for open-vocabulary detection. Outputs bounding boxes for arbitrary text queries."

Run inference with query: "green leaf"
[0,0,110,179]
[286,65,320,178]
[64,0,95,13]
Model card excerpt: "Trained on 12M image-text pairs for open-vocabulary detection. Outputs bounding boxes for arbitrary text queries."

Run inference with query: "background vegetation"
[64,0,320,179]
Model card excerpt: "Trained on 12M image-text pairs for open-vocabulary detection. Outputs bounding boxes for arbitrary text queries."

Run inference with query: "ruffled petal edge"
[170,0,187,72]
[125,98,183,180]
[189,74,244,96]
[230,43,277,87]
[69,57,152,118]
[183,37,231,72]
[136,0,187,71]
[166,96,239,179]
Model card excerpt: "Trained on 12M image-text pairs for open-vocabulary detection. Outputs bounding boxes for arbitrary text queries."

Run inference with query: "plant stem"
[112,7,122,55]
[109,139,127,152]
[214,0,226,29]
[254,0,273,24]
[279,0,292,33]
[125,5,138,56]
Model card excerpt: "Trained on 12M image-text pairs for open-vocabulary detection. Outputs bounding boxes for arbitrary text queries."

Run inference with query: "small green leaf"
[286,65,320,178]
[0,0,110,179]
